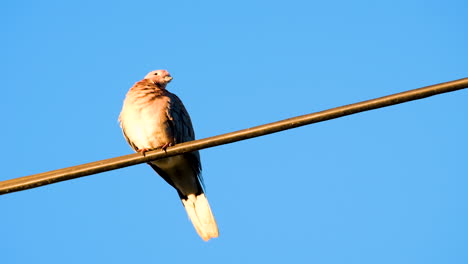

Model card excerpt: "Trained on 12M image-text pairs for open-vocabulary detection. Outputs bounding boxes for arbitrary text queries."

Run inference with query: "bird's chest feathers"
[121,97,173,150]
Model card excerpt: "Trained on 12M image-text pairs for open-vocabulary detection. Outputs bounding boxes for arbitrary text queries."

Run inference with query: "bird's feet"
[136,143,172,155]
[137,148,150,156]
[160,142,172,152]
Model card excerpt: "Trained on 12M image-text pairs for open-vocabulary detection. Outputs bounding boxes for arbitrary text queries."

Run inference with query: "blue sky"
[2,0,467,263]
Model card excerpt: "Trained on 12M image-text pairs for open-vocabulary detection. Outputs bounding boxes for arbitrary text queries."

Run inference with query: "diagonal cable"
[1,77,467,195]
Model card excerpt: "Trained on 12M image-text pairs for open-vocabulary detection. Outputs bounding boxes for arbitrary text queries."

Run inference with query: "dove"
[119,70,218,241]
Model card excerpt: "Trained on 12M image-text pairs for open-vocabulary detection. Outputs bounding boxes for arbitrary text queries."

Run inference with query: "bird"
[119,69,218,241]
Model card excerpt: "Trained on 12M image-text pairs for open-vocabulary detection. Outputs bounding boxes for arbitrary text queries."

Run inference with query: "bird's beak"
[164,76,173,82]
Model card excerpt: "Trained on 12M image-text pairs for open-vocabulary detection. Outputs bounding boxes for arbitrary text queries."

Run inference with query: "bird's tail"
[181,193,219,241]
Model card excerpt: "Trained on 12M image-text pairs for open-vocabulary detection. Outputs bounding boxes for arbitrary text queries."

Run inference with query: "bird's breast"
[120,96,173,150]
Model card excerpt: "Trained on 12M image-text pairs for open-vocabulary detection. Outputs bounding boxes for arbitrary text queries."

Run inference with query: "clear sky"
[2,0,467,263]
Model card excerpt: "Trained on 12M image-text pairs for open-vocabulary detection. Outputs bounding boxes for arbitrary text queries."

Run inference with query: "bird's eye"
[154,72,159,75]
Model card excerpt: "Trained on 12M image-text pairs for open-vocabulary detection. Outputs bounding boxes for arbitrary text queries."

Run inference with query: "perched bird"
[119,70,218,241]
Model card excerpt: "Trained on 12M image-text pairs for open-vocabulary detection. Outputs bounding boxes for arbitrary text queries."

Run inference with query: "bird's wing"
[166,92,202,182]
[166,93,195,143]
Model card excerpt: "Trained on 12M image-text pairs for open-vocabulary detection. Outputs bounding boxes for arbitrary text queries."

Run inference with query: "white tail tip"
[182,193,219,241]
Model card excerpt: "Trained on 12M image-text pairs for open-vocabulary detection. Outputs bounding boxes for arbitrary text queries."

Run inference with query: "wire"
[1,77,467,195]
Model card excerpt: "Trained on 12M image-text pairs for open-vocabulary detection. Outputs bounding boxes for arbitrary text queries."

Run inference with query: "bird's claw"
[137,148,149,156]
[160,142,172,153]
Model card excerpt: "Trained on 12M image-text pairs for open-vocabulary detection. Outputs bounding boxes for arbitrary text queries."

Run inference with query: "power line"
[1,77,467,195]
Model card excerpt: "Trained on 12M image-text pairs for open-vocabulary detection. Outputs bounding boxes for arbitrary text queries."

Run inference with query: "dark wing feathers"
[167,93,203,186]
[166,93,195,143]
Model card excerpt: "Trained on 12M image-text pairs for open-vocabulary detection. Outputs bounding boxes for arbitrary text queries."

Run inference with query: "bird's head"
[144,70,173,88]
